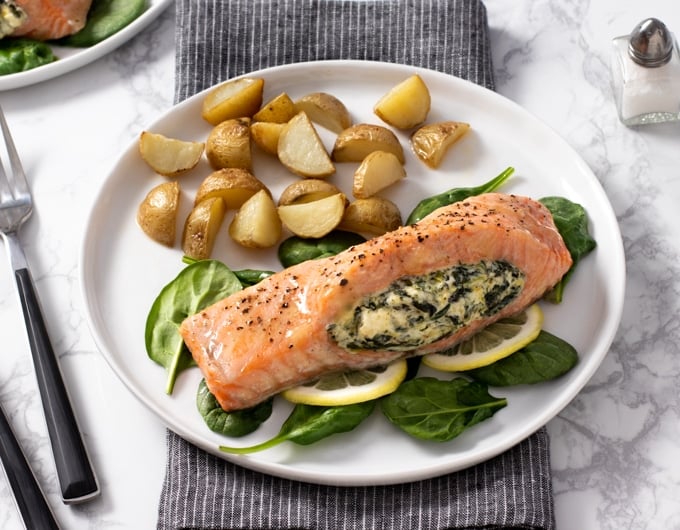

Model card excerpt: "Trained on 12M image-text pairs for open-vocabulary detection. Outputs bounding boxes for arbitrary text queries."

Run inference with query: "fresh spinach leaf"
[57,0,146,47]
[406,166,514,225]
[540,196,597,303]
[197,379,273,437]
[278,230,366,268]
[145,260,242,394]
[381,377,506,442]
[0,38,56,75]
[219,401,375,454]
[467,330,578,386]
[233,268,276,287]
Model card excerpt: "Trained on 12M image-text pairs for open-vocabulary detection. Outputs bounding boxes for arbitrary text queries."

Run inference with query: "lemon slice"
[281,359,408,406]
[422,304,544,372]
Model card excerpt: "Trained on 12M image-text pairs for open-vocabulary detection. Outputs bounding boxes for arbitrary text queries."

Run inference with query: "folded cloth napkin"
[159,1,556,529]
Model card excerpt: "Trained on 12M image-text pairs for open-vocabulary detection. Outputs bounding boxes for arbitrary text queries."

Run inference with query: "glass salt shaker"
[611,17,680,126]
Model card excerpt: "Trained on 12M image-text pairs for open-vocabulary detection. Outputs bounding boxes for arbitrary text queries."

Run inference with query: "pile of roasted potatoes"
[136,73,471,260]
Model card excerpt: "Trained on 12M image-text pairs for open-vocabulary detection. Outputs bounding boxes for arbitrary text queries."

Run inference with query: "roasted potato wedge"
[138,132,204,177]
[253,92,296,123]
[250,121,285,156]
[278,192,346,238]
[181,197,227,260]
[278,179,343,206]
[338,197,402,236]
[411,121,471,168]
[229,189,282,248]
[352,151,406,199]
[374,74,431,129]
[278,111,335,178]
[195,168,269,209]
[137,181,180,246]
[332,124,405,164]
[293,92,352,133]
[206,117,252,170]
[201,77,265,125]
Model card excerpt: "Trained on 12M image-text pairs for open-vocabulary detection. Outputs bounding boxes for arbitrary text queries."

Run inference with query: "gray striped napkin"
[158,1,556,529]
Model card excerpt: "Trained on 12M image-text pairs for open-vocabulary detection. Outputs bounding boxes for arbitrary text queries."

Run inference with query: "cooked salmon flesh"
[12,0,93,40]
[180,193,573,411]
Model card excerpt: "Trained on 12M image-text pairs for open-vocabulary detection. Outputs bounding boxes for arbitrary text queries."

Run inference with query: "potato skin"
[278,179,343,206]
[294,92,352,133]
[411,121,471,168]
[181,197,227,260]
[338,197,402,236]
[195,168,269,209]
[137,181,180,246]
[206,118,252,170]
[332,124,405,163]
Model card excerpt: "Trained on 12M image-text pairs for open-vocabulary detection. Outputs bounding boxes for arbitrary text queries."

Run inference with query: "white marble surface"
[0,1,679,528]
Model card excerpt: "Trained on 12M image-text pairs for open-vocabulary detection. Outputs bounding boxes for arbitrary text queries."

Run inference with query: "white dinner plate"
[0,0,172,91]
[80,60,625,486]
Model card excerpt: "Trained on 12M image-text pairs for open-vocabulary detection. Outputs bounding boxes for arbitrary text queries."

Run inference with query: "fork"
[0,106,99,504]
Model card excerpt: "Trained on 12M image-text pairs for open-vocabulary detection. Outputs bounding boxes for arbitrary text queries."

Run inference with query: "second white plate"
[0,0,172,91]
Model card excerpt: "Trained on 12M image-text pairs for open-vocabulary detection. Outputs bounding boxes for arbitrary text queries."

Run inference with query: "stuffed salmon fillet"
[12,0,93,40]
[180,193,573,411]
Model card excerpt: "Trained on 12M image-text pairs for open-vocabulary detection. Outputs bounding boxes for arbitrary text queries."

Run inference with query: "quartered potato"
[277,111,335,178]
[229,189,282,248]
[137,181,180,246]
[182,197,227,260]
[332,124,405,164]
[206,117,252,170]
[411,121,471,168]
[250,121,285,156]
[278,179,343,206]
[278,192,346,238]
[138,132,204,177]
[352,151,406,199]
[293,92,352,133]
[338,197,402,236]
[374,74,431,129]
[201,77,265,125]
[195,168,269,209]
[253,92,296,123]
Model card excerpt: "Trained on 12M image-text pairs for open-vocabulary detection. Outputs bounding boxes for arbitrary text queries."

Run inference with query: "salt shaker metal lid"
[628,18,673,67]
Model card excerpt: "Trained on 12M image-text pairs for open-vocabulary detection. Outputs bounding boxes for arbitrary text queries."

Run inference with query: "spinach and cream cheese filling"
[327,260,525,352]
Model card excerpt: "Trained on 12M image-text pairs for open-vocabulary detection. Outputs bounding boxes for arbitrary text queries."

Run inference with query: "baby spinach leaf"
[57,0,146,47]
[197,379,273,437]
[381,377,506,442]
[278,230,366,268]
[145,260,242,394]
[540,196,597,303]
[0,38,56,75]
[219,401,375,454]
[467,330,579,386]
[233,268,276,287]
[406,166,514,225]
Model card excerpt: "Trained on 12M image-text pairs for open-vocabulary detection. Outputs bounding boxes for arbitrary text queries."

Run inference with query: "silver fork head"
[0,106,32,234]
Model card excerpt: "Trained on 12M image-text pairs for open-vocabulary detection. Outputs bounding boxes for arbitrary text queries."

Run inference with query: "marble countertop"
[1,1,679,528]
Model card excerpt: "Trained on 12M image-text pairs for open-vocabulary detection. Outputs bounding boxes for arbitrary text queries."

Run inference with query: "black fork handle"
[14,268,99,504]
[0,404,60,529]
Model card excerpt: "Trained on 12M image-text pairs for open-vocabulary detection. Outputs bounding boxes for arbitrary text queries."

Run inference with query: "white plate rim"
[79,59,626,485]
[0,0,172,91]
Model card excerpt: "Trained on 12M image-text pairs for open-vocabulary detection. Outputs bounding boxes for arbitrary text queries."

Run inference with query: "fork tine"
[0,106,29,201]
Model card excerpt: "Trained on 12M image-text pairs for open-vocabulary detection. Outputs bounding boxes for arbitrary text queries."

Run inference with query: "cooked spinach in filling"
[327,260,525,351]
